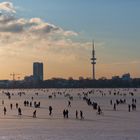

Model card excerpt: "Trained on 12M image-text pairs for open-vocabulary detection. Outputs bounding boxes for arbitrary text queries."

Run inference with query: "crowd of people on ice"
[0,88,138,120]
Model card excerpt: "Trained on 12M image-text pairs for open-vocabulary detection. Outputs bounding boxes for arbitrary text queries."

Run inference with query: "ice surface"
[0,88,139,140]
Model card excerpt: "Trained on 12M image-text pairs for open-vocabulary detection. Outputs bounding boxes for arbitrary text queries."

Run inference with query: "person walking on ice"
[68,101,71,107]
[113,103,116,111]
[3,107,6,115]
[33,110,36,118]
[97,106,102,115]
[49,106,53,116]
[18,107,22,115]
[80,110,84,119]
[10,103,13,110]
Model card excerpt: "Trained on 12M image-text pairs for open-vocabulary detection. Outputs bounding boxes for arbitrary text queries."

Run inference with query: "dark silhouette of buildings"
[0,74,140,88]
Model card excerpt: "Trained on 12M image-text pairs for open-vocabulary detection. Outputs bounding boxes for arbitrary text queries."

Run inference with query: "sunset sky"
[0,0,140,80]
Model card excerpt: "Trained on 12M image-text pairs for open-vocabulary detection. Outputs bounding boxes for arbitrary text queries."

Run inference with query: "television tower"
[91,41,96,80]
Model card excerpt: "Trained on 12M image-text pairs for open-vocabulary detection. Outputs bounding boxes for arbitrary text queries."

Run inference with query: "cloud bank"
[0,2,92,61]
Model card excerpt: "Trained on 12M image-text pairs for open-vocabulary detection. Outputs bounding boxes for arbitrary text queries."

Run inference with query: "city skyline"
[0,0,140,80]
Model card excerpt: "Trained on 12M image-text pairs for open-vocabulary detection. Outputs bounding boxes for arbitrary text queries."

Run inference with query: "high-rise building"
[33,62,43,81]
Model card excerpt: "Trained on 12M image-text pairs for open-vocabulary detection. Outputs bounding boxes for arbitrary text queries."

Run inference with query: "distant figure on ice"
[63,109,69,118]
[18,107,22,115]
[31,96,34,100]
[97,106,102,115]
[76,110,78,119]
[128,104,131,112]
[10,103,13,110]
[68,101,71,107]
[65,109,69,118]
[132,98,136,104]
[30,102,32,107]
[113,103,116,111]
[80,110,84,119]
[16,103,18,109]
[63,109,66,118]
[132,103,136,111]
[33,110,36,118]
[110,100,112,105]
[8,95,11,100]
[49,106,53,116]
[2,100,4,105]
[3,107,6,115]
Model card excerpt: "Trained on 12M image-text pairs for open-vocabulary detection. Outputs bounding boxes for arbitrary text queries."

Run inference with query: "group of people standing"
[3,105,22,116]
[63,109,84,119]
[110,97,137,112]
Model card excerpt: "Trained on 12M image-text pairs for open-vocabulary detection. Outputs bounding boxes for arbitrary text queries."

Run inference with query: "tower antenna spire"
[93,40,94,50]
[91,40,96,80]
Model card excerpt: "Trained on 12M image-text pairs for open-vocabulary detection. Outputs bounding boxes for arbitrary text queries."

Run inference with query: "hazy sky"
[0,0,140,80]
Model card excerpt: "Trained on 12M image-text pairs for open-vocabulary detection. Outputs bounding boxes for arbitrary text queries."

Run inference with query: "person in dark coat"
[63,109,66,118]
[97,106,102,115]
[18,107,22,115]
[65,109,69,118]
[80,110,84,119]
[113,103,116,111]
[10,103,13,110]
[4,107,6,115]
[49,106,53,116]
[33,110,36,118]
[128,104,131,112]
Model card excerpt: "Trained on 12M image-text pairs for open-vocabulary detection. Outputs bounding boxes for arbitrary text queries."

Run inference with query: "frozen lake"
[0,88,139,140]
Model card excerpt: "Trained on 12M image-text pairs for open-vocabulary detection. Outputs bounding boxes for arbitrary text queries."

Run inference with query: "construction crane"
[10,73,21,81]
